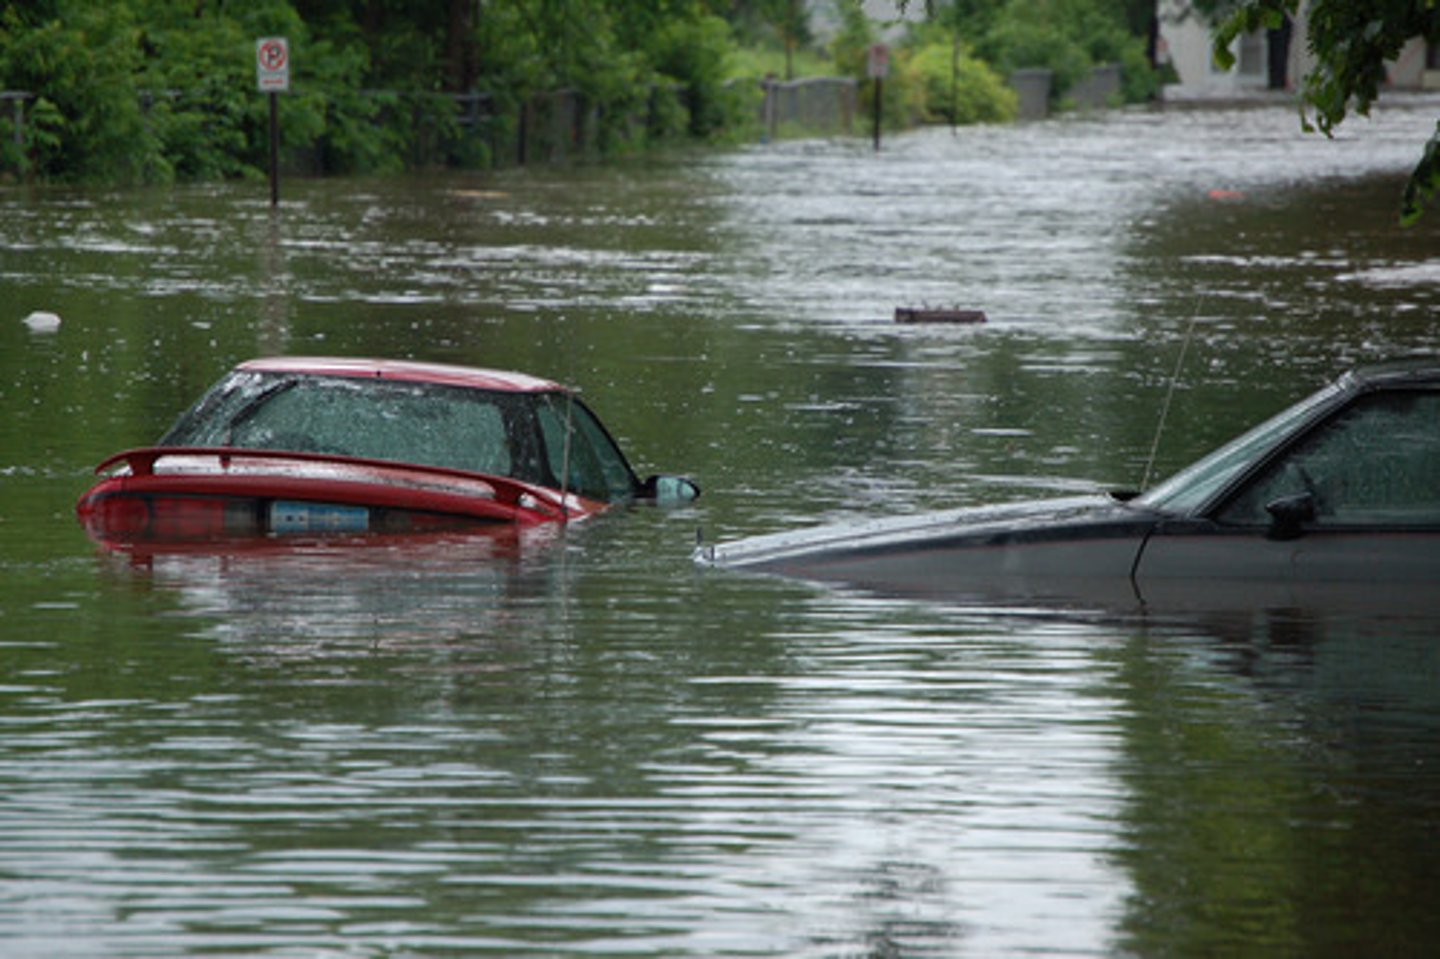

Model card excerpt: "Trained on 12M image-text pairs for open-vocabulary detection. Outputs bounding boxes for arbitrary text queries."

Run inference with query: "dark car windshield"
[159,370,639,502]
[1136,381,1341,515]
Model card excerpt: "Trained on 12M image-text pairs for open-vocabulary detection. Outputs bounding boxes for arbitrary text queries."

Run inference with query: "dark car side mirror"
[640,475,700,504]
[1265,491,1316,541]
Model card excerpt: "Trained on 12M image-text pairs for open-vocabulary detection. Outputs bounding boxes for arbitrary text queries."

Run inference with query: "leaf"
[1400,121,1440,228]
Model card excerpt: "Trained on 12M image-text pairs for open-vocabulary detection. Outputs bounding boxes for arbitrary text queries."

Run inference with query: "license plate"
[269,501,369,534]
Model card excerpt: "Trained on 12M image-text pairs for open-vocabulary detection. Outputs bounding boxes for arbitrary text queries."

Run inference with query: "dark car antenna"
[1140,300,1203,491]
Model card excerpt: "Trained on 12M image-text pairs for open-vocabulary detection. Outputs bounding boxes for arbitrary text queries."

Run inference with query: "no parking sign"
[256,37,289,93]
[256,37,288,205]
[867,44,889,80]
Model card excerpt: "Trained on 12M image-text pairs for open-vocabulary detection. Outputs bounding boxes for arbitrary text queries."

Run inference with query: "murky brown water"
[3,99,1440,956]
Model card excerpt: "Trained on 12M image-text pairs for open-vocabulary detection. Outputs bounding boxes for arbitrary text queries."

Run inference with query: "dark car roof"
[1344,357,1440,390]
[237,357,566,394]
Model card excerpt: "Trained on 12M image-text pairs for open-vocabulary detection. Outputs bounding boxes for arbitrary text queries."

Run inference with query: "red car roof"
[238,357,565,393]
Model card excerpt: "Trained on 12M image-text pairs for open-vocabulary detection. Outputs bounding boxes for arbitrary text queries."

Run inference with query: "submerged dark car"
[698,360,1440,611]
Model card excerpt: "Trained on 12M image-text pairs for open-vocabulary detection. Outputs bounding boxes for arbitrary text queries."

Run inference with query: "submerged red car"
[77,357,697,548]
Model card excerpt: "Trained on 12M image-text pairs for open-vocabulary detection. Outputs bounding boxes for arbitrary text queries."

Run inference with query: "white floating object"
[22,310,61,333]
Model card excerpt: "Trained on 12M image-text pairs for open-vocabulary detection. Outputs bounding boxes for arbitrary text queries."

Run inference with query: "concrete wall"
[1010,69,1052,120]
[1071,64,1121,110]
[1008,64,1121,120]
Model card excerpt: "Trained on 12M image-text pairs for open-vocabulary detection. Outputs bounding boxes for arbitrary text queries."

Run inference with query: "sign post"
[255,37,289,206]
[867,44,889,152]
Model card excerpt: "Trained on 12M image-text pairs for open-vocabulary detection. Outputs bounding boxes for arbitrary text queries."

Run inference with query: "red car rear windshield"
[159,370,638,502]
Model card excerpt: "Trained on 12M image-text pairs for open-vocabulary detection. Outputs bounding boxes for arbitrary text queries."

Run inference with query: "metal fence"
[411,84,694,167]
[0,75,864,176]
[7,68,1125,176]
[455,77,859,165]
[755,77,857,140]
[450,88,606,166]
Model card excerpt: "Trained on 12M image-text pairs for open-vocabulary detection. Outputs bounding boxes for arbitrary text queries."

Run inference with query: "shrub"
[904,40,1019,124]
[647,14,740,138]
[979,0,1156,106]
[0,5,162,182]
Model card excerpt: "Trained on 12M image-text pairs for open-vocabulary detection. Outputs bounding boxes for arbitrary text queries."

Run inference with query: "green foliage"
[978,0,1157,104]
[0,0,1160,184]
[828,0,876,79]
[0,96,63,178]
[827,0,901,126]
[134,8,257,180]
[904,39,1019,125]
[727,44,832,81]
[1212,0,1440,223]
[647,14,738,136]
[984,1,1094,96]
[0,4,161,182]
[0,0,749,182]
[736,0,814,79]
[1400,122,1440,228]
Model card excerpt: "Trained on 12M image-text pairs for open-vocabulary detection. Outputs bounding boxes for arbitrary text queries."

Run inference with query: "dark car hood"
[697,494,1157,572]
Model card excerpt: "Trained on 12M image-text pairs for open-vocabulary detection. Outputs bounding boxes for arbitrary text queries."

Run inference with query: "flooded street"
[3,99,1440,956]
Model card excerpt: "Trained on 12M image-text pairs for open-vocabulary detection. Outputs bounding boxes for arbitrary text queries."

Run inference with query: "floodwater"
[3,99,1440,957]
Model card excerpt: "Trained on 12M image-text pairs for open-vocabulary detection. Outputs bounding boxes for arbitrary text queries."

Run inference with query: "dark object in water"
[894,307,987,324]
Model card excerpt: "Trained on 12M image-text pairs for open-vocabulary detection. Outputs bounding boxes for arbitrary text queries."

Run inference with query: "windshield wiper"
[224,378,300,446]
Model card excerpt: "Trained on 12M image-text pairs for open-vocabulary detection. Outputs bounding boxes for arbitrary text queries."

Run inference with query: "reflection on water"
[1113,610,1440,957]
[124,527,569,651]
[2,100,1440,956]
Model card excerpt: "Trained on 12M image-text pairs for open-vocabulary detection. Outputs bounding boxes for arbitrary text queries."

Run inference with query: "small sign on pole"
[255,37,288,207]
[866,44,890,80]
[255,37,290,93]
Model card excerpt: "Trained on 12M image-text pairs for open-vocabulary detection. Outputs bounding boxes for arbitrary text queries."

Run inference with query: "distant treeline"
[0,1,1160,184]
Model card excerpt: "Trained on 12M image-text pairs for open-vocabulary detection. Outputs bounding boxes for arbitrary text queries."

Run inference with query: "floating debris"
[22,310,61,333]
[894,306,986,324]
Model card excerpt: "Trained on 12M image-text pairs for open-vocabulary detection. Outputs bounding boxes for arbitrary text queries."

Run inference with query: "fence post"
[517,98,529,165]
[762,75,777,143]
[2,91,33,151]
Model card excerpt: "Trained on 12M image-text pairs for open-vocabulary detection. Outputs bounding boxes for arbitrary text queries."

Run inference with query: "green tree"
[751,0,812,80]
[918,0,1158,105]
[0,0,394,181]
[646,14,740,136]
[1211,0,1440,224]
[904,32,1019,124]
[0,3,160,182]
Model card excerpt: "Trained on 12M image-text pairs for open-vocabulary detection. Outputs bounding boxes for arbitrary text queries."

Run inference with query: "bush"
[1116,42,1161,103]
[0,5,162,183]
[136,13,256,180]
[978,0,1156,106]
[904,40,1018,124]
[984,3,1093,99]
[647,14,740,138]
[826,1,906,129]
[0,0,1160,183]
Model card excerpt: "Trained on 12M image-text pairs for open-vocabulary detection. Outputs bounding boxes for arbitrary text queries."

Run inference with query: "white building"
[1157,0,1440,100]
